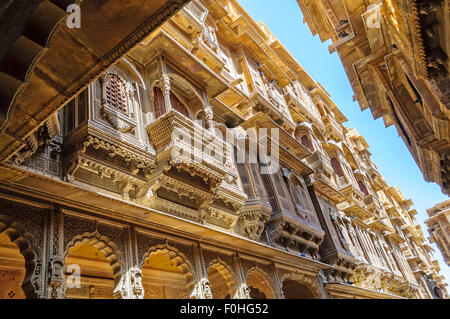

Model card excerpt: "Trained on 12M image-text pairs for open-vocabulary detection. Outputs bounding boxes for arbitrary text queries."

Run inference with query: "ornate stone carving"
[146,111,246,227]
[237,209,270,240]
[190,278,213,299]
[48,257,65,290]
[329,210,350,252]
[204,207,239,229]
[204,104,215,130]
[233,283,251,299]
[114,267,145,299]
[100,107,136,134]
[11,113,60,165]
[64,134,156,202]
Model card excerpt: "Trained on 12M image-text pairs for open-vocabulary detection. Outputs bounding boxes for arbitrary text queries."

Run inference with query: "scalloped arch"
[0,214,41,298]
[64,231,123,285]
[141,243,195,286]
[246,266,275,299]
[207,257,236,297]
[282,272,321,299]
[341,142,358,169]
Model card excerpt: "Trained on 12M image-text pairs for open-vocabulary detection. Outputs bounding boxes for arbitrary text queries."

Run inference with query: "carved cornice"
[76,135,156,172]
[0,0,190,165]
[205,206,239,229]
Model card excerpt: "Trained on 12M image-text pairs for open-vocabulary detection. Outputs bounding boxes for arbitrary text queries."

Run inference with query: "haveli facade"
[296,0,450,195]
[426,200,450,266]
[0,0,448,299]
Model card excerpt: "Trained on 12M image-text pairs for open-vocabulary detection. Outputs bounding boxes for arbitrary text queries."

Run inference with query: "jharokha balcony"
[322,114,344,142]
[305,151,347,204]
[363,194,384,216]
[336,177,372,220]
[146,110,247,229]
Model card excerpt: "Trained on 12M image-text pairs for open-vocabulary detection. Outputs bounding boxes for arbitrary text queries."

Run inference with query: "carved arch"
[207,258,236,298]
[311,124,327,144]
[140,243,195,287]
[121,57,146,90]
[246,267,275,299]
[353,171,373,195]
[281,272,321,299]
[323,140,345,158]
[150,71,205,120]
[168,72,205,106]
[0,214,41,299]
[64,231,123,286]
[205,14,218,31]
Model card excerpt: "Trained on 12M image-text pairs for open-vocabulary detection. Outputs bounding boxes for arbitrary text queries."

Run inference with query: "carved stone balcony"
[244,92,297,134]
[322,114,344,142]
[337,182,371,220]
[351,263,405,296]
[168,1,225,73]
[241,111,308,159]
[321,248,358,283]
[267,211,325,259]
[305,151,346,204]
[63,126,156,202]
[367,217,394,233]
[383,230,405,243]
[285,90,310,119]
[146,111,247,228]
[384,202,401,218]
[363,194,384,216]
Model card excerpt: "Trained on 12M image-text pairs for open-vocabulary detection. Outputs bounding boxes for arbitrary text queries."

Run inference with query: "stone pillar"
[100,74,108,109]
[272,264,285,299]
[232,253,251,299]
[347,220,366,262]
[127,85,136,119]
[47,208,65,299]
[190,244,213,299]
[159,57,172,114]
[203,103,215,130]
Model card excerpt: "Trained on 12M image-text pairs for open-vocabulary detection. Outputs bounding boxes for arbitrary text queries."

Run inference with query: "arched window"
[358,180,369,196]
[106,74,127,113]
[153,87,191,120]
[331,158,345,178]
[196,111,206,128]
[301,135,314,152]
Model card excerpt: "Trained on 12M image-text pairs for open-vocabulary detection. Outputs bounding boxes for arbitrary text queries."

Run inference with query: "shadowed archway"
[207,258,236,299]
[282,279,316,299]
[246,267,275,299]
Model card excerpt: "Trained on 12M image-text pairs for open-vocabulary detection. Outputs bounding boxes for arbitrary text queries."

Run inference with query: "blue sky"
[238,0,449,286]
